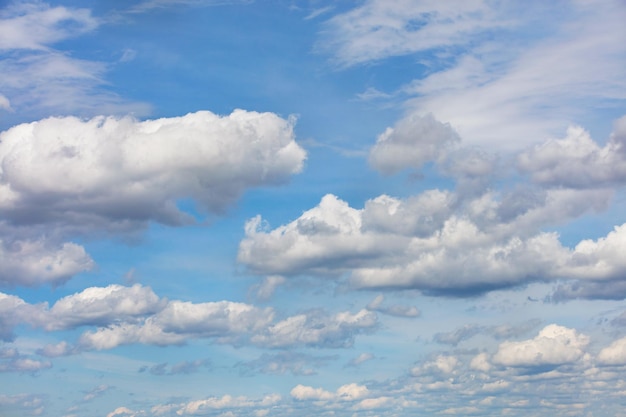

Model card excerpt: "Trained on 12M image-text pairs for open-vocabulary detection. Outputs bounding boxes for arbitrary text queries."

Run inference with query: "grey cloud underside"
[239,117,626,299]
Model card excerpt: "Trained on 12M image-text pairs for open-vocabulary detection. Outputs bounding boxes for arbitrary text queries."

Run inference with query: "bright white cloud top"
[1,1,625,416]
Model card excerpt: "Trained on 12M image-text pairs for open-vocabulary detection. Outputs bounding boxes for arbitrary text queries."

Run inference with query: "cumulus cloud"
[411,355,459,377]
[1,285,378,352]
[0,238,93,287]
[597,336,626,366]
[0,109,304,287]
[518,119,626,188]
[239,187,624,297]
[106,407,139,417]
[43,284,165,330]
[0,110,305,233]
[368,113,460,175]
[291,383,368,402]
[492,324,589,368]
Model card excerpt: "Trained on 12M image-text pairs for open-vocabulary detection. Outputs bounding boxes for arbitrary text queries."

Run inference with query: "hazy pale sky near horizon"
[1,1,626,416]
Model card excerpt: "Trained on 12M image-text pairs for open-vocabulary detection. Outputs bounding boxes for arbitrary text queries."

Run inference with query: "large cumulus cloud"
[0,110,305,231]
[0,109,306,287]
[238,191,625,297]
[238,115,626,299]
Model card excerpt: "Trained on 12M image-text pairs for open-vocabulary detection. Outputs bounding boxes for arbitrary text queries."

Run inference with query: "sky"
[1,0,626,416]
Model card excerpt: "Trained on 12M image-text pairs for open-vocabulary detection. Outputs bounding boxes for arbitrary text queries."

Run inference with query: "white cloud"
[0,292,45,341]
[324,1,626,152]
[290,383,368,402]
[469,353,491,373]
[411,355,459,376]
[78,299,275,350]
[175,394,280,416]
[354,396,392,410]
[0,238,93,287]
[0,3,148,119]
[0,94,11,111]
[492,324,589,368]
[0,110,305,234]
[239,188,625,297]
[368,113,460,175]
[44,284,165,330]
[597,336,626,366]
[319,0,499,67]
[0,3,98,51]
[106,407,139,417]
[518,119,626,188]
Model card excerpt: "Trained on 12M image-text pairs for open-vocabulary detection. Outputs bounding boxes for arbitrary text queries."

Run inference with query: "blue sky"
[1,1,626,416]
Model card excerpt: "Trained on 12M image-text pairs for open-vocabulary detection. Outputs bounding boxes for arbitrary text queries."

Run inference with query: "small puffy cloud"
[411,355,459,377]
[251,308,377,349]
[354,396,392,410]
[0,111,305,234]
[106,407,139,417]
[44,284,165,330]
[597,336,626,366]
[492,324,589,368]
[0,238,93,287]
[290,385,334,401]
[469,353,491,373]
[518,119,626,188]
[175,394,281,416]
[368,113,460,175]
[291,383,368,402]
